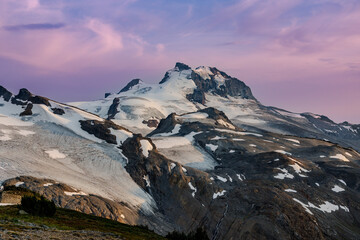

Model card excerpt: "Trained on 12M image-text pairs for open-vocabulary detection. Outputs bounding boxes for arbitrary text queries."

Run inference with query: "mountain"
[1,64,360,240]
[0,86,164,229]
[71,62,360,152]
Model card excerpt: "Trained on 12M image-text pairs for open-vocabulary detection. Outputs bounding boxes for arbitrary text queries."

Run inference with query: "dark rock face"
[30,96,51,106]
[159,71,170,84]
[190,69,256,101]
[15,88,32,101]
[79,119,130,144]
[186,89,205,104]
[0,86,12,102]
[51,108,65,115]
[199,107,233,123]
[121,135,212,235]
[107,98,120,119]
[142,119,159,128]
[2,176,139,225]
[175,62,191,71]
[105,92,111,98]
[160,63,192,84]
[142,109,360,239]
[119,79,142,93]
[20,103,33,116]
[11,88,51,106]
[147,113,177,136]
[79,120,117,144]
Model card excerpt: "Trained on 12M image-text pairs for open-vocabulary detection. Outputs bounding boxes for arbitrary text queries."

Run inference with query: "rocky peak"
[186,66,257,104]
[0,85,12,102]
[175,62,191,71]
[15,88,32,101]
[119,78,143,93]
[159,62,193,84]
[157,63,257,103]
[10,88,51,107]
[199,107,233,123]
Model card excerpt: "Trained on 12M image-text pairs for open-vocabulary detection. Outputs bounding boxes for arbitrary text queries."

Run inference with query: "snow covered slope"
[0,86,155,214]
[71,63,360,151]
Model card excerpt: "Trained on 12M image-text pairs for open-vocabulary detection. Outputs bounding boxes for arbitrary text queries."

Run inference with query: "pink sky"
[0,0,359,123]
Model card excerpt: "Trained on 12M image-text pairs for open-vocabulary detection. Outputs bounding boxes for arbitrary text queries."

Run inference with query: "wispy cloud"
[3,23,66,31]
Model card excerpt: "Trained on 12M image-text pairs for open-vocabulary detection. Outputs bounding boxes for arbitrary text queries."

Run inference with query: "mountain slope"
[70,63,360,152]
[0,86,161,228]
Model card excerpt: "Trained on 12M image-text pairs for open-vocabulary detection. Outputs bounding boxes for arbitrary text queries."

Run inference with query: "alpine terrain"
[0,63,359,240]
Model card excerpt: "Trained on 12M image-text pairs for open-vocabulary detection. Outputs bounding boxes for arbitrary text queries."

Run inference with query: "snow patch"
[45,149,66,159]
[274,168,294,179]
[211,136,227,140]
[293,198,349,214]
[170,163,176,170]
[345,152,352,157]
[188,182,197,197]
[275,150,292,155]
[332,185,345,192]
[330,154,349,162]
[0,203,17,206]
[216,175,227,182]
[140,139,153,158]
[236,173,246,181]
[15,181,24,187]
[216,119,235,129]
[338,179,346,185]
[206,144,218,152]
[226,174,233,182]
[285,189,297,193]
[180,112,208,119]
[286,138,300,144]
[289,163,309,177]
[64,191,87,196]
[154,124,181,137]
[214,128,263,137]
[213,190,226,199]
[43,183,53,187]
[17,130,35,136]
[152,136,191,149]
[143,175,150,187]
[109,128,132,145]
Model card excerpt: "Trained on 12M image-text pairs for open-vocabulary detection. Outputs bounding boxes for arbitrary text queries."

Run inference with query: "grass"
[0,205,165,240]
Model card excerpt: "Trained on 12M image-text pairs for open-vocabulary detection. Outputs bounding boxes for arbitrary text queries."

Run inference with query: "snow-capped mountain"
[71,62,360,152]
[1,63,360,240]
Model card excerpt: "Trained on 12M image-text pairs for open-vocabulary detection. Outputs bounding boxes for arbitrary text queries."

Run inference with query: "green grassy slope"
[0,205,165,240]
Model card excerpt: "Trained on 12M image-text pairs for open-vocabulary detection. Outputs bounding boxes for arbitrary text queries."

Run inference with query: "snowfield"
[0,99,156,214]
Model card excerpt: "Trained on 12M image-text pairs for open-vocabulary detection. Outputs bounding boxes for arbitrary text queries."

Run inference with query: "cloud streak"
[3,23,66,31]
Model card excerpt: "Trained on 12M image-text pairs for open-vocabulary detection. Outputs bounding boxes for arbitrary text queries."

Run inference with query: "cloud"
[26,0,39,10]
[3,23,66,31]
[86,19,123,52]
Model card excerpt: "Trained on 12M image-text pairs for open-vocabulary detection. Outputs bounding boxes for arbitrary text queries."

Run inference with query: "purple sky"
[0,0,359,123]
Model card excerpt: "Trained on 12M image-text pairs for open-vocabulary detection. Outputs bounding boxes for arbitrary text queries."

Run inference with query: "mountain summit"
[158,62,256,104]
